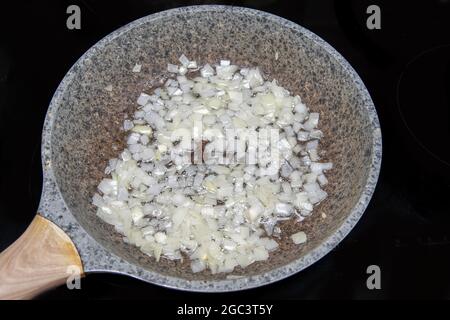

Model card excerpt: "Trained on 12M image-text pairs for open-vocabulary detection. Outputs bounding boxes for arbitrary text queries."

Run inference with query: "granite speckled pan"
[0,5,381,298]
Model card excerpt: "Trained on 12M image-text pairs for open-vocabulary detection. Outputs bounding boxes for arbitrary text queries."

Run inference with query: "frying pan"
[0,6,382,299]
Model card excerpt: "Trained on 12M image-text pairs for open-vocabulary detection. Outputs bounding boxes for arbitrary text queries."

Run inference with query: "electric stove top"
[0,0,449,299]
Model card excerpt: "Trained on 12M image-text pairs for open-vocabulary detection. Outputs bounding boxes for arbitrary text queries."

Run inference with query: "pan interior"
[51,8,374,281]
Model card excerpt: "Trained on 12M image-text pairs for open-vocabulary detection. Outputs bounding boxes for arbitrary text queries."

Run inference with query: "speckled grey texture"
[39,5,382,292]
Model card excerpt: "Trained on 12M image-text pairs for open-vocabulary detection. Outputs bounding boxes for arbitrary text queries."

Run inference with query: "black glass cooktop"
[0,0,449,299]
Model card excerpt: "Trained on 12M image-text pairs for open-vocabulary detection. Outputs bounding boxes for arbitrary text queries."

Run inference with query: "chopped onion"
[132,64,142,73]
[93,56,332,274]
[291,231,307,244]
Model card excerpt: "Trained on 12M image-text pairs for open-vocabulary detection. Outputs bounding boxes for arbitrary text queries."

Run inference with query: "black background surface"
[0,0,449,299]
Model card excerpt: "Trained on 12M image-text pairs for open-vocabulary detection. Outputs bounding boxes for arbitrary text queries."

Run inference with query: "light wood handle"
[0,215,83,300]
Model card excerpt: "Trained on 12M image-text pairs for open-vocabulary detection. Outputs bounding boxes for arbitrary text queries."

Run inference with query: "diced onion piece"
[167,63,178,73]
[179,54,190,67]
[291,231,307,244]
[137,93,151,106]
[132,125,153,136]
[132,64,142,73]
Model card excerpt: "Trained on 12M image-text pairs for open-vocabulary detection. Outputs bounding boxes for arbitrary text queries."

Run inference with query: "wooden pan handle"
[0,215,83,300]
